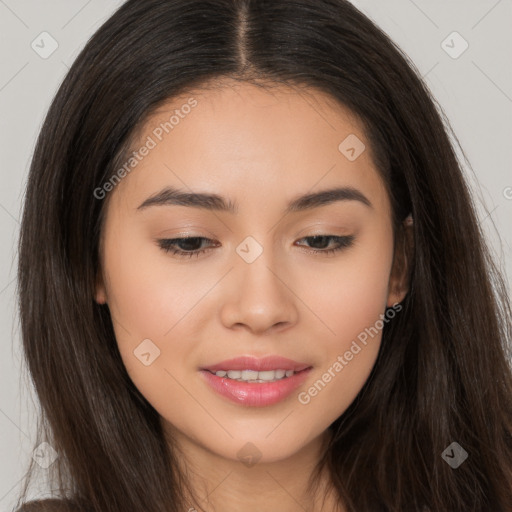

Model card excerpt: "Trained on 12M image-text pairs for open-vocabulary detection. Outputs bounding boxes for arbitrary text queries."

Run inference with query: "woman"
[14,0,512,511]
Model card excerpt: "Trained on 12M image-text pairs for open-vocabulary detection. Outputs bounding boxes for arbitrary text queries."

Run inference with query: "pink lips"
[200,355,312,407]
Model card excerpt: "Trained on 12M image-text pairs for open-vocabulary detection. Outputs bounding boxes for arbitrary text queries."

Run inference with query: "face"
[96,80,408,465]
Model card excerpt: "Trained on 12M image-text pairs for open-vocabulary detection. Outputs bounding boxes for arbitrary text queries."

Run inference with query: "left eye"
[157,235,355,259]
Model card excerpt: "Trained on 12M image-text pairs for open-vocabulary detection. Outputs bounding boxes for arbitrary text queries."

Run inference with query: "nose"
[219,249,299,336]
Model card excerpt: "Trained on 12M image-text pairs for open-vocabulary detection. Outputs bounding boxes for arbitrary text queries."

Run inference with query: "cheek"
[103,232,204,338]
[297,228,394,342]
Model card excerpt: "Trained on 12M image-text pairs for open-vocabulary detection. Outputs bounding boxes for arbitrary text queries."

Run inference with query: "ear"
[386,213,414,307]
[95,268,108,305]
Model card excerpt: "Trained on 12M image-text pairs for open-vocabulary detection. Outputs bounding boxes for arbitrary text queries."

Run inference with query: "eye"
[157,234,355,259]
[295,235,355,255]
[157,237,218,258]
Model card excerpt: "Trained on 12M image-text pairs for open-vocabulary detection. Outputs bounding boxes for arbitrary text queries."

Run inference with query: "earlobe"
[386,214,414,307]
[95,270,108,305]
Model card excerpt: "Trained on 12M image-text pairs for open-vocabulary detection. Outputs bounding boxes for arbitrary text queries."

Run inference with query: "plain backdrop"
[0,0,511,509]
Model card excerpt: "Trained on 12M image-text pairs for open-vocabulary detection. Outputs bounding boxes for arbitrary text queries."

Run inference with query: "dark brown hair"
[15,0,512,511]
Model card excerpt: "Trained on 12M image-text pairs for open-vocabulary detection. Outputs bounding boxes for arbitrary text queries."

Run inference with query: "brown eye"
[295,235,355,255]
[157,237,218,258]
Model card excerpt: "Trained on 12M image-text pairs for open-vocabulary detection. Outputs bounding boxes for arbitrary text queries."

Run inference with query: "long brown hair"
[15,0,512,510]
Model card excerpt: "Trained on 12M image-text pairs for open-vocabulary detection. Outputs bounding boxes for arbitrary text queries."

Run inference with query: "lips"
[199,355,313,407]
[201,355,311,373]
[200,367,312,407]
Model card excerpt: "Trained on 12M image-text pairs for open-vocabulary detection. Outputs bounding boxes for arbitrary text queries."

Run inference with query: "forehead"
[110,80,387,214]
[136,80,366,152]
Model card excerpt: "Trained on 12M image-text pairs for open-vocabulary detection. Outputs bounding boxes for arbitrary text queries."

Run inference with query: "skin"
[95,79,411,512]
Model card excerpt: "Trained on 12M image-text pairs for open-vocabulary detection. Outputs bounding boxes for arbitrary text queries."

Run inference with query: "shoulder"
[16,499,83,512]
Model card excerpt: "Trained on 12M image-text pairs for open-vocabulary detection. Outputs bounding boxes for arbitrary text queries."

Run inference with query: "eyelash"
[157,235,355,259]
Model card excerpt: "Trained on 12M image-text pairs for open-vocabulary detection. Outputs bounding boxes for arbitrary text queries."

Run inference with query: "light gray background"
[1,0,511,509]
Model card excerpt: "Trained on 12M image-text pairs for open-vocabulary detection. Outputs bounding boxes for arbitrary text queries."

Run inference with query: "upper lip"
[201,356,312,372]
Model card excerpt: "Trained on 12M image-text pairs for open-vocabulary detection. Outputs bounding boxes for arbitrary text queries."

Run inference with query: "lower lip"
[200,368,312,407]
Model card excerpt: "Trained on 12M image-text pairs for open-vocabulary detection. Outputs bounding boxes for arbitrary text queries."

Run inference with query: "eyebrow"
[137,185,373,214]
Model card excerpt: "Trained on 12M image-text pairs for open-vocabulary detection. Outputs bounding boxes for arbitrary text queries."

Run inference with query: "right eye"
[157,237,219,258]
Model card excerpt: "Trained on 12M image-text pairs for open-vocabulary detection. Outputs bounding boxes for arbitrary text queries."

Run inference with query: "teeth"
[258,370,278,381]
[214,369,297,382]
[241,370,258,380]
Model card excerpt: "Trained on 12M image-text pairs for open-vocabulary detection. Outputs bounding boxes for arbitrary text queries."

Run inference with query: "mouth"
[199,355,313,407]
